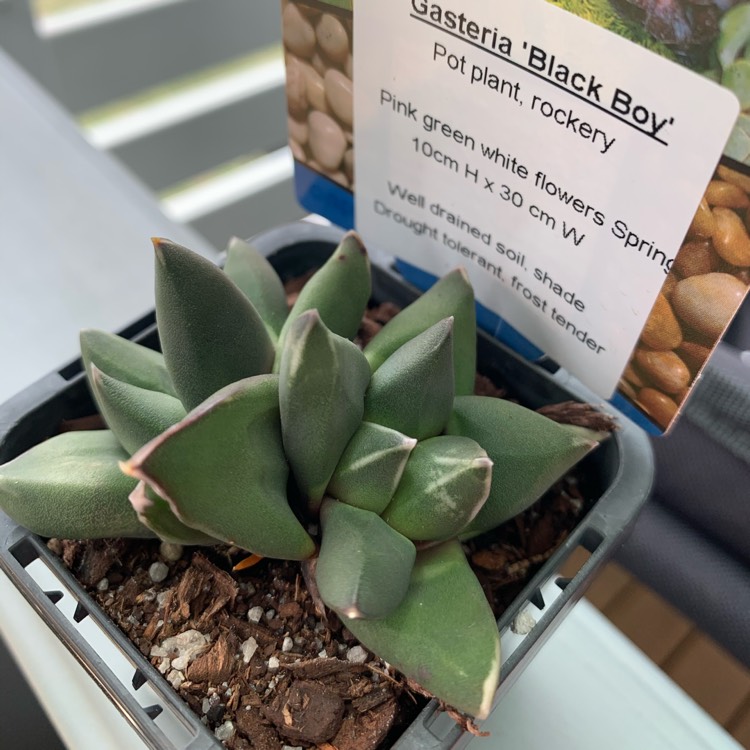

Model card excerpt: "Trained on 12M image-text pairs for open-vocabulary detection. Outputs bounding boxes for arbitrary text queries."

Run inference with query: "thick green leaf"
[364,268,476,396]
[446,396,604,538]
[90,366,186,455]
[274,231,370,367]
[224,237,288,339]
[342,540,500,719]
[363,318,454,440]
[381,436,492,542]
[279,311,371,512]
[130,482,217,545]
[317,499,416,619]
[327,422,416,514]
[123,375,315,560]
[0,431,151,539]
[80,329,176,397]
[154,238,275,410]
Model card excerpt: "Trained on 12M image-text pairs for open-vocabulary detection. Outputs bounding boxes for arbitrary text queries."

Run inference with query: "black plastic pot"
[0,221,654,750]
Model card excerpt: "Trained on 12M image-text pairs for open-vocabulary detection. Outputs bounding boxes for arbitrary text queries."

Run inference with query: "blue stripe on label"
[294,162,354,230]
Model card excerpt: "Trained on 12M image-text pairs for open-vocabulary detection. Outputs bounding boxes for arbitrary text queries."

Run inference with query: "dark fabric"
[649,343,750,567]
[617,502,750,668]
[650,424,750,567]
[725,294,750,351]
[616,338,750,668]
[686,344,750,465]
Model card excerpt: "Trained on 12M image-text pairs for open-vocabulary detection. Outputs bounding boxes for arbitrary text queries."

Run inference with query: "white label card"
[353,0,739,397]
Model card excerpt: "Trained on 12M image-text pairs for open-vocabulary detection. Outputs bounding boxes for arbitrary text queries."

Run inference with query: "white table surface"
[0,43,743,750]
[475,601,743,750]
[0,47,218,406]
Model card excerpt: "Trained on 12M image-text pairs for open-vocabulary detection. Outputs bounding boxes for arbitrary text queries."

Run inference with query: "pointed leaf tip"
[90,367,186,455]
[80,328,176,397]
[119,459,136,479]
[447,396,604,537]
[341,230,367,256]
[317,499,415,620]
[127,376,315,559]
[151,237,170,264]
[363,318,455,440]
[280,312,371,512]
[455,266,470,281]
[341,540,500,718]
[364,269,476,396]
[155,238,275,410]
[274,231,371,362]
[128,481,218,545]
[224,236,288,338]
[381,435,492,542]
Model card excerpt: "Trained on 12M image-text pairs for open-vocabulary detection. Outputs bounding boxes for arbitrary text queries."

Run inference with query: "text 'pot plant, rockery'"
[0,231,608,721]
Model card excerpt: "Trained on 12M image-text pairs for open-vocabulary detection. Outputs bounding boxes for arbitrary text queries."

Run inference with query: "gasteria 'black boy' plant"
[0,232,607,719]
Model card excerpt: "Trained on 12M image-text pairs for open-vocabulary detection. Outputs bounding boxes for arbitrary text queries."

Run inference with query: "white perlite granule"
[346,645,368,664]
[159,542,183,562]
[156,590,172,609]
[240,637,258,663]
[511,610,537,636]
[148,561,169,583]
[150,629,210,671]
[167,669,185,689]
[215,721,235,741]
[247,606,264,623]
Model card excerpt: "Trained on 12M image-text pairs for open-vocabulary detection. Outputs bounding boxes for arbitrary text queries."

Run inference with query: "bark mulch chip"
[187,631,239,684]
[263,679,345,743]
[234,707,281,750]
[53,544,421,749]
[332,699,400,750]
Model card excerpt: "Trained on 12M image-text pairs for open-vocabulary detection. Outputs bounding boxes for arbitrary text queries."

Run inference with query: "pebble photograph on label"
[623,164,750,429]
[282,0,354,190]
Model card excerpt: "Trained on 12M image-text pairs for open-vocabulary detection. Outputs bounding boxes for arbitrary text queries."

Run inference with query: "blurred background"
[1,0,304,252]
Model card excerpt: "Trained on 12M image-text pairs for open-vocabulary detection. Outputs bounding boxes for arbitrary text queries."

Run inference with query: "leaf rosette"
[0,230,609,719]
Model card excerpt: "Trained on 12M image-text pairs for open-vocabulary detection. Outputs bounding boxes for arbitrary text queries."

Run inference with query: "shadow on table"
[0,636,65,750]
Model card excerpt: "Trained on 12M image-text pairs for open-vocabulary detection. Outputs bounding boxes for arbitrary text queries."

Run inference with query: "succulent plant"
[0,231,608,720]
